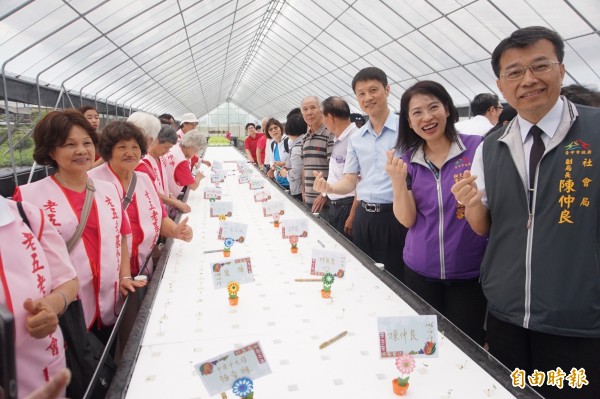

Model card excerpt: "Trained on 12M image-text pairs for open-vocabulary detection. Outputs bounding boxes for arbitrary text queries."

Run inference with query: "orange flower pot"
[321,289,331,298]
[229,297,239,306]
[223,251,231,257]
[392,380,409,396]
[291,247,298,253]
[274,222,280,228]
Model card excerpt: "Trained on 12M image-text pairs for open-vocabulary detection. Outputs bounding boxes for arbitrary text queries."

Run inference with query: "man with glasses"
[452,26,600,399]
[455,93,504,136]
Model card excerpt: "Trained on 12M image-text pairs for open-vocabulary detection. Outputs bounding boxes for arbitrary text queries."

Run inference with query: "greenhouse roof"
[0,0,598,120]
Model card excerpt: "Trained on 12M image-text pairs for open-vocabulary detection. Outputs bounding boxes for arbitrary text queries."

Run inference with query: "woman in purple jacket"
[386,81,487,344]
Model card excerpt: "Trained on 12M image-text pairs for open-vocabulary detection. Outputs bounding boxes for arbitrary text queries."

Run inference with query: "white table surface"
[124,146,517,399]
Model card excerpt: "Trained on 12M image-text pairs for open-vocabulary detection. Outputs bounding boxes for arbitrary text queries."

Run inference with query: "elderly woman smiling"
[89,121,193,277]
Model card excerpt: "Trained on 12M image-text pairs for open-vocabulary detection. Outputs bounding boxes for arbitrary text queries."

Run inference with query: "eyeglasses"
[500,60,560,81]
[494,106,504,111]
[268,126,280,132]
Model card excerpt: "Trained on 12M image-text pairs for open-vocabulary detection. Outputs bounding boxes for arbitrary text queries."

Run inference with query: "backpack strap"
[17,201,31,231]
[271,138,290,154]
[122,173,137,210]
[66,179,95,254]
[283,137,289,153]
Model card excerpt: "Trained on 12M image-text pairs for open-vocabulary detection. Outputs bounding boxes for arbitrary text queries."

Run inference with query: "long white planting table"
[109,146,542,399]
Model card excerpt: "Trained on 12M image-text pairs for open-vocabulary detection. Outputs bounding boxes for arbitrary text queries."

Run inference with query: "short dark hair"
[397,81,459,152]
[245,122,256,131]
[285,114,307,137]
[156,124,178,144]
[78,105,97,115]
[286,108,302,119]
[498,104,518,125]
[98,121,147,162]
[352,67,388,92]
[470,93,500,116]
[561,84,600,107]
[33,109,98,168]
[321,97,351,119]
[265,118,283,136]
[491,26,564,78]
[158,113,174,121]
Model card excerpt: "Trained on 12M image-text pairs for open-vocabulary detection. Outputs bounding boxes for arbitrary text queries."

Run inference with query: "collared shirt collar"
[517,97,563,143]
[360,111,396,137]
[335,122,357,143]
[0,196,16,227]
[308,123,326,136]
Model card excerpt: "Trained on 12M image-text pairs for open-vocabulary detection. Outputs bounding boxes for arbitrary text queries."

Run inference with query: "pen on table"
[203,249,223,253]
[317,240,325,248]
[319,330,348,349]
[294,278,322,282]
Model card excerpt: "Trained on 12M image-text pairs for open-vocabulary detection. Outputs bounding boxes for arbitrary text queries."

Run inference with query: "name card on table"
[210,257,254,288]
[204,186,223,200]
[238,173,251,184]
[281,219,308,238]
[378,315,439,358]
[196,341,271,396]
[211,171,227,183]
[210,201,233,217]
[236,161,252,173]
[253,190,271,202]
[262,201,285,217]
[240,165,254,175]
[249,178,264,189]
[211,160,224,171]
[218,221,248,242]
[310,248,347,278]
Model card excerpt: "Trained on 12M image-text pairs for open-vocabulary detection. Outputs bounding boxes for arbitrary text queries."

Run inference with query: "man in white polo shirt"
[321,96,359,238]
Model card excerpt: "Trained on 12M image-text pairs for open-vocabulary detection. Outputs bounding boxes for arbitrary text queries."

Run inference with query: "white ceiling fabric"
[0,0,598,120]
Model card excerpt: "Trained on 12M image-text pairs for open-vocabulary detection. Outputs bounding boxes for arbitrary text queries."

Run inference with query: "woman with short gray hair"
[164,129,207,199]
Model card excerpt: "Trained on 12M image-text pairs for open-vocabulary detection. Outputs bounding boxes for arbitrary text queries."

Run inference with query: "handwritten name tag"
[203,186,223,200]
[211,160,224,171]
[378,315,439,358]
[210,257,254,288]
[249,179,264,189]
[209,201,233,217]
[281,218,308,238]
[196,341,271,396]
[310,248,346,278]
[238,173,251,184]
[262,201,285,217]
[211,172,227,183]
[218,221,248,242]
[253,190,271,202]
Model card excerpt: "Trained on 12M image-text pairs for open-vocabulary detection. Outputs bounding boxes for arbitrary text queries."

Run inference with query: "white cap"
[181,112,198,123]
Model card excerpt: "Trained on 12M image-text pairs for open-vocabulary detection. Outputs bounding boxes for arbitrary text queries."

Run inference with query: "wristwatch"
[322,192,327,198]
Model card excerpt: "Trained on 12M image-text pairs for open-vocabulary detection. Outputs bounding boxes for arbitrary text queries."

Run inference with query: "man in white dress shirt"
[321,96,359,238]
[455,93,503,136]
